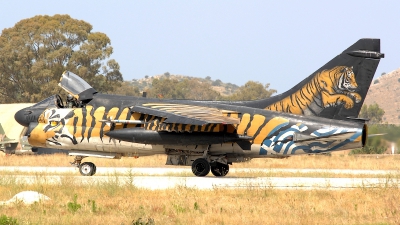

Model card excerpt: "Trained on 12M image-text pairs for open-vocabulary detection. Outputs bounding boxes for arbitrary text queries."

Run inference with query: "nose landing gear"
[71,156,97,176]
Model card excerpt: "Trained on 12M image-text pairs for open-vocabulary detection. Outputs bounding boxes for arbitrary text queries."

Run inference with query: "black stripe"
[243,115,253,135]
[124,109,133,129]
[204,123,211,132]
[173,123,179,132]
[87,107,96,142]
[73,117,78,137]
[81,107,87,143]
[252,118,268,140]
[210,123,218,132]
[100,107,107,142]
[222,125,228,133]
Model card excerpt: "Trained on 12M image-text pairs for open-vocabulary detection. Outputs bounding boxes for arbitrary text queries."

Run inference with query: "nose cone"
[15,109,29,127]
[15,108,42,127]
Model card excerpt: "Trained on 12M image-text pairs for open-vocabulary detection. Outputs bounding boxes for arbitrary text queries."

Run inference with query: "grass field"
[0,153,399,224]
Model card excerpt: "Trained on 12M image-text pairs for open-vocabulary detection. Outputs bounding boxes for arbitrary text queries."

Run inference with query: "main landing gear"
[191,158,229,177]
[71,156,97,176]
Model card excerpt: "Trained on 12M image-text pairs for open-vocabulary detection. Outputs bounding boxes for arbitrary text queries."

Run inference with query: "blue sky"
[1,1,399,93]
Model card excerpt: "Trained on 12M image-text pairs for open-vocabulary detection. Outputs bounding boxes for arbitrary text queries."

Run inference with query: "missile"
[105,128,253,146]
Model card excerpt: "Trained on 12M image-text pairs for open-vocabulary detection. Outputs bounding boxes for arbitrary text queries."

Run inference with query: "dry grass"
[1,153,400,170]
[1,154,400,224]
[0,181,399,225]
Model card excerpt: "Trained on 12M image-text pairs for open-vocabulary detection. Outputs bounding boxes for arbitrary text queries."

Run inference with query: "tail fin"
[0,123,5,141]
[0,123,12,142]
[241,38,384,120]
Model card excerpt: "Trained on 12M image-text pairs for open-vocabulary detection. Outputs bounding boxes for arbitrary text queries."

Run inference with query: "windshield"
[31,95,57,108]
[58,71,97,100]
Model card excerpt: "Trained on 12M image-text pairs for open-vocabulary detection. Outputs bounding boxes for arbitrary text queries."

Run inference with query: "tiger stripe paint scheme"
[28,101,365,157]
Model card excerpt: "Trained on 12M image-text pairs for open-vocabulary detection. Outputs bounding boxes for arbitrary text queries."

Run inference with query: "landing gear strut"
[70,156,97,176]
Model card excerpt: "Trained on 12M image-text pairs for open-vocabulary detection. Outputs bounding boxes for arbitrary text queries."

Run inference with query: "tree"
[0,14,122,103]
[228,81,276,101]
[111,81,141,96]
[177,79,220,100]
[212,79,222,86]
[359,103,385,124]
[148,78,185,99]
[147,78,220,100]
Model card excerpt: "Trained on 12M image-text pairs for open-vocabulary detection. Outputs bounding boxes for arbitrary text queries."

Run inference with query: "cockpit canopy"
[58,71,97,101]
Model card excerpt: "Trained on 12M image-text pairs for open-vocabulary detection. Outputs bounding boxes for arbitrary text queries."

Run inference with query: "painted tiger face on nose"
[42,108,77,146]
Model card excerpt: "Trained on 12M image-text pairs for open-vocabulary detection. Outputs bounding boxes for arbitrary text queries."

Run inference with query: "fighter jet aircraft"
[0,123,32,154]
[0,123,18,154]
[15,39,384,176]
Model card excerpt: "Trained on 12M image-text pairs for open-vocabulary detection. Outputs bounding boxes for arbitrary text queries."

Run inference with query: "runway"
[1,167,399,190]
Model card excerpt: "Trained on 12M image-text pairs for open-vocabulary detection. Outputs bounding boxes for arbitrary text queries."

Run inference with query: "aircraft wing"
[0,140,19,152]
[0,140,18,144]
[131,103,240,126]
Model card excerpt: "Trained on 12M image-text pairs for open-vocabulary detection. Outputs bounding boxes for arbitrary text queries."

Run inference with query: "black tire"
[79,162,96,176]
[211,163,229,177]
[191,158,210,177]
[91,163,97,175]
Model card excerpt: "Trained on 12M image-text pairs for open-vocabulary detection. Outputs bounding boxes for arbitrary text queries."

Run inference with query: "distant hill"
[364,68,400,124]
[129,73,240,96]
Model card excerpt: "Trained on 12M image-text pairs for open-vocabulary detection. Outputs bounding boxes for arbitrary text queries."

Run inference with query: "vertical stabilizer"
[238,38,384,120]
[0,123,12,142]
[0,123,5,141]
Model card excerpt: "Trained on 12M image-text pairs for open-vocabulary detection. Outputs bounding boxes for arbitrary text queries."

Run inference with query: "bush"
[350,146,386,155]
[0,215,18,225]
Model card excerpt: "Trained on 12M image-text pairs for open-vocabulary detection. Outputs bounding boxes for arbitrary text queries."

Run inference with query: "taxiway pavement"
[0,167,399,190]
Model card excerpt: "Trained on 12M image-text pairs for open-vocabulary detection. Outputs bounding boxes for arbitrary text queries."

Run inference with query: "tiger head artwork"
[29,108,78,147]
[265,66,361,116]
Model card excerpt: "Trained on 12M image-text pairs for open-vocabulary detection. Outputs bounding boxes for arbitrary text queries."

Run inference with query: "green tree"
[0,14,122,103]
[148,78,185,99]
[177,78,220,100]
[350,124,387,154]
[359,103,385,124]
[147,78,220,100]
[227,81,276,101]
[111,81,141,97]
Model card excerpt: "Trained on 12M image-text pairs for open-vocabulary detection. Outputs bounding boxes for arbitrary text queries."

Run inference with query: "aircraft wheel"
[191,158,210,177]
[211,163,229,177]
[92,163,97,175]
[79,162,96,176]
